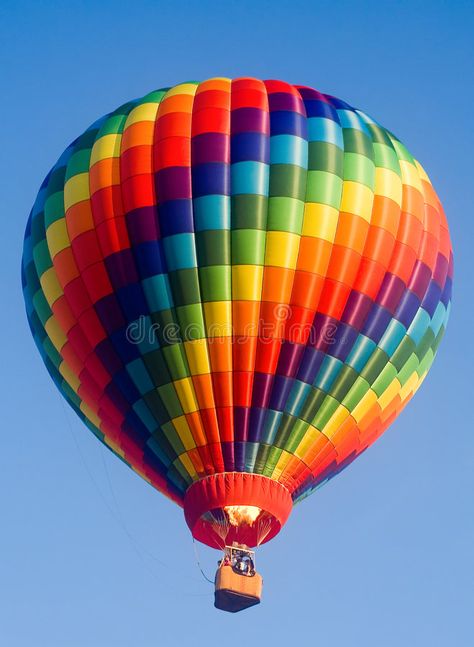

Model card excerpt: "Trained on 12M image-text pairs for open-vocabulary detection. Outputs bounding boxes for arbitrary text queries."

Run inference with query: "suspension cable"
[192,538,215,585]
[57,392,211,595]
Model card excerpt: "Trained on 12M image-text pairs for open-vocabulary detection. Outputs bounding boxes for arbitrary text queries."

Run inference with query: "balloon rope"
[192,538,215,585]
[57,392,209,591]
[257,516,272,546]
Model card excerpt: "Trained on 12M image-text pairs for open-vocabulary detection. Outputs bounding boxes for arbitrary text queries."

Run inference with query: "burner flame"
[224,505,261,527]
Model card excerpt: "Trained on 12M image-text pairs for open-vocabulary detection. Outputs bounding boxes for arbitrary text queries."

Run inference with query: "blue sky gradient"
[1,2,472,645]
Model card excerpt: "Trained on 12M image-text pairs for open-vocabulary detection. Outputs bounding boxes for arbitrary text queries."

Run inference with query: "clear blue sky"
[1,1,472,645]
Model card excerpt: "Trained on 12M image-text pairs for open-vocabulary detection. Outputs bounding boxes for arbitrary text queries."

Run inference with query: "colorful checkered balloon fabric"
[22,78,453,521]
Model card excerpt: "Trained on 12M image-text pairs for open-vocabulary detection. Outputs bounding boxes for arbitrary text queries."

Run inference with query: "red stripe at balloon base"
[183,472,293,549]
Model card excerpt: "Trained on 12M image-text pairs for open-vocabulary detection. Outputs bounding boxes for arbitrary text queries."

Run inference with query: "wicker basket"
[214,565,263,612]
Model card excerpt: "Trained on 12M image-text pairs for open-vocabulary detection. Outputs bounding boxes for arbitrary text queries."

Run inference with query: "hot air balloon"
[22,78,453,612]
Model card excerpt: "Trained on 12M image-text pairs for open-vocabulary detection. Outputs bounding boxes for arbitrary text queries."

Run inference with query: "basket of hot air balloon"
[22,77,452,612]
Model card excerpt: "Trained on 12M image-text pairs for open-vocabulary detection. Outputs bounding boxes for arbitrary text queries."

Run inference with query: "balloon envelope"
[22,78,453,548]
